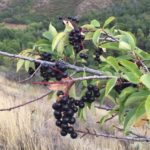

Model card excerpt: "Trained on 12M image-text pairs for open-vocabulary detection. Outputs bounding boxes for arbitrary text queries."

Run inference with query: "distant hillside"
[0,0,112,23]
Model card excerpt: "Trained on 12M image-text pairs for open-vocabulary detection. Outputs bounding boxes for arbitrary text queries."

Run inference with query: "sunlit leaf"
[140,74,150,90]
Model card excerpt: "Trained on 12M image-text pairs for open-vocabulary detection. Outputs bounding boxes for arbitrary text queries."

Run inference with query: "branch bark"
[0,51,103,76]
[0,91,52,111]
[76,129,150,142]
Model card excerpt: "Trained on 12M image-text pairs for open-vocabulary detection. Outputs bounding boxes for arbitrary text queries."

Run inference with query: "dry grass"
[0,75,150,150]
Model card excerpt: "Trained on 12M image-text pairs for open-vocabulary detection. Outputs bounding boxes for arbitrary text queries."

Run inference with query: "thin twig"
[95,105,113,111]
[75,129,150,142]
[0,51,103,76]
[19,64,42,83]
[0,91,52,111]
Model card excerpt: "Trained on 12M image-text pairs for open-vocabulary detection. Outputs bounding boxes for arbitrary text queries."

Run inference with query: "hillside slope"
[0,0,112,22]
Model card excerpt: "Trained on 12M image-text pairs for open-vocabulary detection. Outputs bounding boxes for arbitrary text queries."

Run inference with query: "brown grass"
[0,75,150,150]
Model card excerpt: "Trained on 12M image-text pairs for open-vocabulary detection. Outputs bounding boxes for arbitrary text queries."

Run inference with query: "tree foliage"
[16,17,150,135]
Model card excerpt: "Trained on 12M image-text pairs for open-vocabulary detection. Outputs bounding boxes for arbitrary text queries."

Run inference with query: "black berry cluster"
[40,60,68,81]
[94,48,103,62]
[52,85,100,139]
[81,84,101,103]
[69,28,85,54]
[52,91,79,139]
[115,79,137,93]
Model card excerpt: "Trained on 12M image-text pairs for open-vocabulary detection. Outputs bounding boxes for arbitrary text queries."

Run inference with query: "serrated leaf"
[140,74,150,90]
[24,61,30,72]
[16,59,25,72]
[145,95,150,120]
[105,78,117,96]
[91,19,100,28]
[103,16,115,28]
[52,32,66,51]
[92,29,101,47]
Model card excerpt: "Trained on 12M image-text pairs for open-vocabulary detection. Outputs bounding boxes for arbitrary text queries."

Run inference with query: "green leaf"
[135,48,150,60]
[106,56,120,72]
[92,29,101,47]
[42,23,57,41]
[85,32,94,40]
[119,87,137,103]
[124,102,145,132]
[91,19,100,28]
[118,31,136,51]
[101,42,120,50]
[16,59,25,72]
[145,95,150,120]
[140,74,150,90]
[81,24,95,30]
[119,60,142,77]
[125,90,149,107]
[119,41,131,51]
[105,78,117,96]
[49,23,57,36]
[52,32,66,51]
[24,61,30,72]
[103,16,115,28]
[123,72,140,84]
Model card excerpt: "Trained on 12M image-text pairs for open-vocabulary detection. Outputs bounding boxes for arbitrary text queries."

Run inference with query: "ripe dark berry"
[72,106,78,113]
[61,96,68,104]
[88,96,95,103]
[94,92,100,97]
[61,130,67,136]
[85,91,92,98]
[54,110,62,119]
[62,104,69,111]
[74,100,79,106]
[70,132,78,139]
[69,117,76,124]
[93,86,99,93]
[78,100,85,108]
[81,96,87,102]
[57,91,64,96]
[62,117,70,124]
[56,120,62,127]
[52,102,61,110]
[66,109,74,117]
[87,84,94,91]
[67,127,74,134]
[61,123,68,129]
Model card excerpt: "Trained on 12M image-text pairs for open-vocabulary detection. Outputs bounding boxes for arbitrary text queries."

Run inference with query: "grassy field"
[0,75,150,150]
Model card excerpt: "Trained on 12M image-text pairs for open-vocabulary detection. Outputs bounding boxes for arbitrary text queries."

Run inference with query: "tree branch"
[0,51,103,76]
[76,129,150,142]
[0,91,52,111]
[73,75,117,82]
